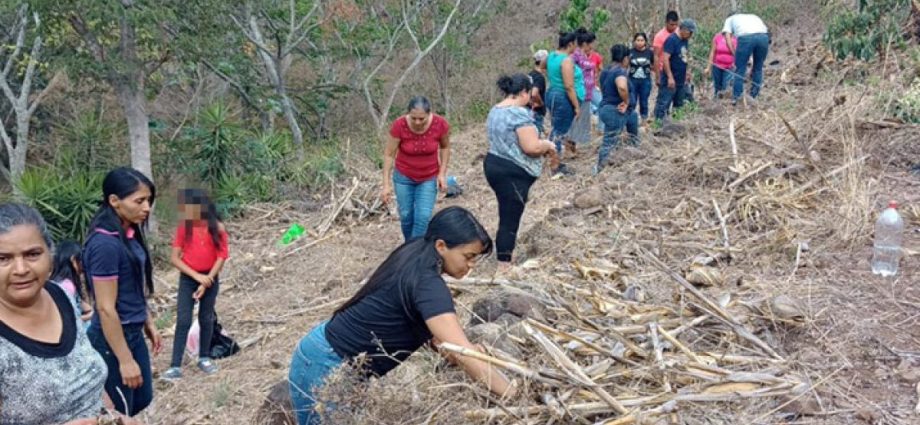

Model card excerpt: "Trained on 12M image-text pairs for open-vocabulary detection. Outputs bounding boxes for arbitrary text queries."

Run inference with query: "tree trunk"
[114,77,152,178]
[113,74,157,233]
[10,117,28,180]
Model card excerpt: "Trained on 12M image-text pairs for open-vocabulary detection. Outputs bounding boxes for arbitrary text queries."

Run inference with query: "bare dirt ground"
[140,6,920,425]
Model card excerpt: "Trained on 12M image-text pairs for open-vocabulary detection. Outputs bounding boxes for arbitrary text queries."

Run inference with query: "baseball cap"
[533,49,548,62]
[680,19,698,33]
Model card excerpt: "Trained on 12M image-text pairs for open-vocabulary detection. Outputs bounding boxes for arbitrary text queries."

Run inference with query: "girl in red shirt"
[380,96,451,241]
[163,189,229,380]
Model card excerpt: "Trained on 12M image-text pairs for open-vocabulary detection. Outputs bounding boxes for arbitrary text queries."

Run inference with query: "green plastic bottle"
[280,223,306,245]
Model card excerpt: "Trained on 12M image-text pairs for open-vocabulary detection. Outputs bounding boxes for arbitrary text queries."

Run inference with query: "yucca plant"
[15,167,102,242]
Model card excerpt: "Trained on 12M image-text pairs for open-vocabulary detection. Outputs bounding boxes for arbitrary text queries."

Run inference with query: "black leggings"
[170,273,220,367]
[484,154,537,262]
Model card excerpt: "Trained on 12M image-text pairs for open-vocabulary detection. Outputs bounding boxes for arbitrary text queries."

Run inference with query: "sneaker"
[197,358,219,375]
[551,163,575,180]
[161,367,182,380]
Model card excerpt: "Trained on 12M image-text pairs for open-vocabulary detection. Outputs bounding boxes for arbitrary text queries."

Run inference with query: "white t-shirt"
[722,14,768,37]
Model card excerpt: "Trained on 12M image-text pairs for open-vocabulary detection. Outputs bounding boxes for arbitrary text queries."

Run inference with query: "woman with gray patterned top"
[0,203,140,425]
[484,74,559,274]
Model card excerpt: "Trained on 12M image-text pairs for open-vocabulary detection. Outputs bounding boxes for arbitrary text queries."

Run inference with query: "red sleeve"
[435,114,450,138]
[389,117,405,139]
[217,230,230,259]
[171,225,184,248]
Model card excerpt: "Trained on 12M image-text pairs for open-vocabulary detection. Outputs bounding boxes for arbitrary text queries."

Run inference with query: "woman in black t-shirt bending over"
[288,206,516,425]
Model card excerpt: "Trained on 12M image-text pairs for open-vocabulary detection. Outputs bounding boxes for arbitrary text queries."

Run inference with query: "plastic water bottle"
[871,200,904,277]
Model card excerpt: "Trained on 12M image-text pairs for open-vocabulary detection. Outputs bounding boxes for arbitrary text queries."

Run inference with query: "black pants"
[170,273,220,367]
[484,154,537,262]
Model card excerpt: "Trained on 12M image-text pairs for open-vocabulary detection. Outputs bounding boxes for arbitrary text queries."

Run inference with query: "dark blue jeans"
[597,105,639,168]
[630,77,653,119]
[733,33,770,100]
[289,321,343,425]
[392,169,437,241]
[546,87,575,153]
[653,83,688,120]
[533,111,545,137]
[170,273,220,367]
[88,323,153,416]
[712,65,732,97]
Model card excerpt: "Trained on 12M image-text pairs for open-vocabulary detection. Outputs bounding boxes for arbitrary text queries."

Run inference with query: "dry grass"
[138,7,920,425]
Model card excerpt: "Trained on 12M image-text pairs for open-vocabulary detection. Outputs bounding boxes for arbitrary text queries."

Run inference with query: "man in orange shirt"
[653,11,680,74]
[652,11,680,116]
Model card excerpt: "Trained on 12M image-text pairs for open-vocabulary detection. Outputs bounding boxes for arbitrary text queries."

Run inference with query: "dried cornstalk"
[437,342,562,387]
[638,246,785,361]
[521,322,630,415]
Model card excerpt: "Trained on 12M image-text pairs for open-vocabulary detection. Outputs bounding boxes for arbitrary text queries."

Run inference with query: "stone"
[855,407,880,424]
[684,265,724,287]
[573,187,604,209]
[253,380,296,425]
[466,322,523,358]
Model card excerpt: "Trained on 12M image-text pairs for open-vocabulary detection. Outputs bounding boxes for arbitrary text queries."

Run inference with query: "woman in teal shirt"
[545,31,584,162]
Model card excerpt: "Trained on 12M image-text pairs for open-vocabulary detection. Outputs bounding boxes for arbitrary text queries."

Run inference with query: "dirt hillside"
[139,3,920,424]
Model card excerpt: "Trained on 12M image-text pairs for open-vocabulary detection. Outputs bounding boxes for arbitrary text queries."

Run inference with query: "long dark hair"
[52,240,82,286]
[179,188,223,249]
[333,206,492,316]
[84,167,156,295]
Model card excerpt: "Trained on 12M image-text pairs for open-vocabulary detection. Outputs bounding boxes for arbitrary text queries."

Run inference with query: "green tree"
[560,0,610,33]
[33,0,227,180]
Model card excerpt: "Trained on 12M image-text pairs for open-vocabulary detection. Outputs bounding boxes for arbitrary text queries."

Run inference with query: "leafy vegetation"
[823,0,912,60]
[14,167,102,242]
[559,0,610,33]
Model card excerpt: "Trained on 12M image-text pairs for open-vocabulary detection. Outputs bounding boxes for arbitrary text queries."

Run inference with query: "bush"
[894,76,920,123]
[824,0,912,61]
[15,167,102,242]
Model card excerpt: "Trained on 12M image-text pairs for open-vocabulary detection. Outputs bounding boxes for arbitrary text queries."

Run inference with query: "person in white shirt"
[721,11,770,104]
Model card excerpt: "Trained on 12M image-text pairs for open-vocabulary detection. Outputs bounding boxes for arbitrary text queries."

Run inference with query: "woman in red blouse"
[381,96,451,240]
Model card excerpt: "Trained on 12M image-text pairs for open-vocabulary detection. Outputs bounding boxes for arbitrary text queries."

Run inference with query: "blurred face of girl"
[110,184,152,226]
[0,225,52,308]
[634,36,647,50]
[583,41,595,54]
[407,108,430,132]
[179,202,203,221]
[436,240,484,279]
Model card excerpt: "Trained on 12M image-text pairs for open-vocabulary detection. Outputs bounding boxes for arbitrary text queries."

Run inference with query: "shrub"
[824,0,912,61]
[15,167,102,242]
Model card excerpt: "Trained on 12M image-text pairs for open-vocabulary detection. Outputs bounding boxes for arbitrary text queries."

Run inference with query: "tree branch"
[68,14,106,63]
[2,5,27,81]
[377,0,461,129]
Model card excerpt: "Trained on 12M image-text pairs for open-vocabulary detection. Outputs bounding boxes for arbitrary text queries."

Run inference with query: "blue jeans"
[712,66,732,97]
[532,111,545,136]
[546,87,575,152]
[630,77,653,119]
[289,321,344,425]
[597,105,639,168]
[392,169,437,241]
[87,323,153,416]
[733,33,770,100]
[653,83,688,120]
[591,87,604,132]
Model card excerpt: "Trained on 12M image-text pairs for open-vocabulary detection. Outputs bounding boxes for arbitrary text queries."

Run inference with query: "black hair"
[178,188,223,249]
[633,32,649,43]
[575,28,596,46]
[610,44,630,63]
[496,73,533,97]
[333,206,492,316]
[51,240,86,298]
[84,167,156,295]
[666,11,679,22]
[0,202,54,252]
[557,31,578,49]
[407,96,431,113]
